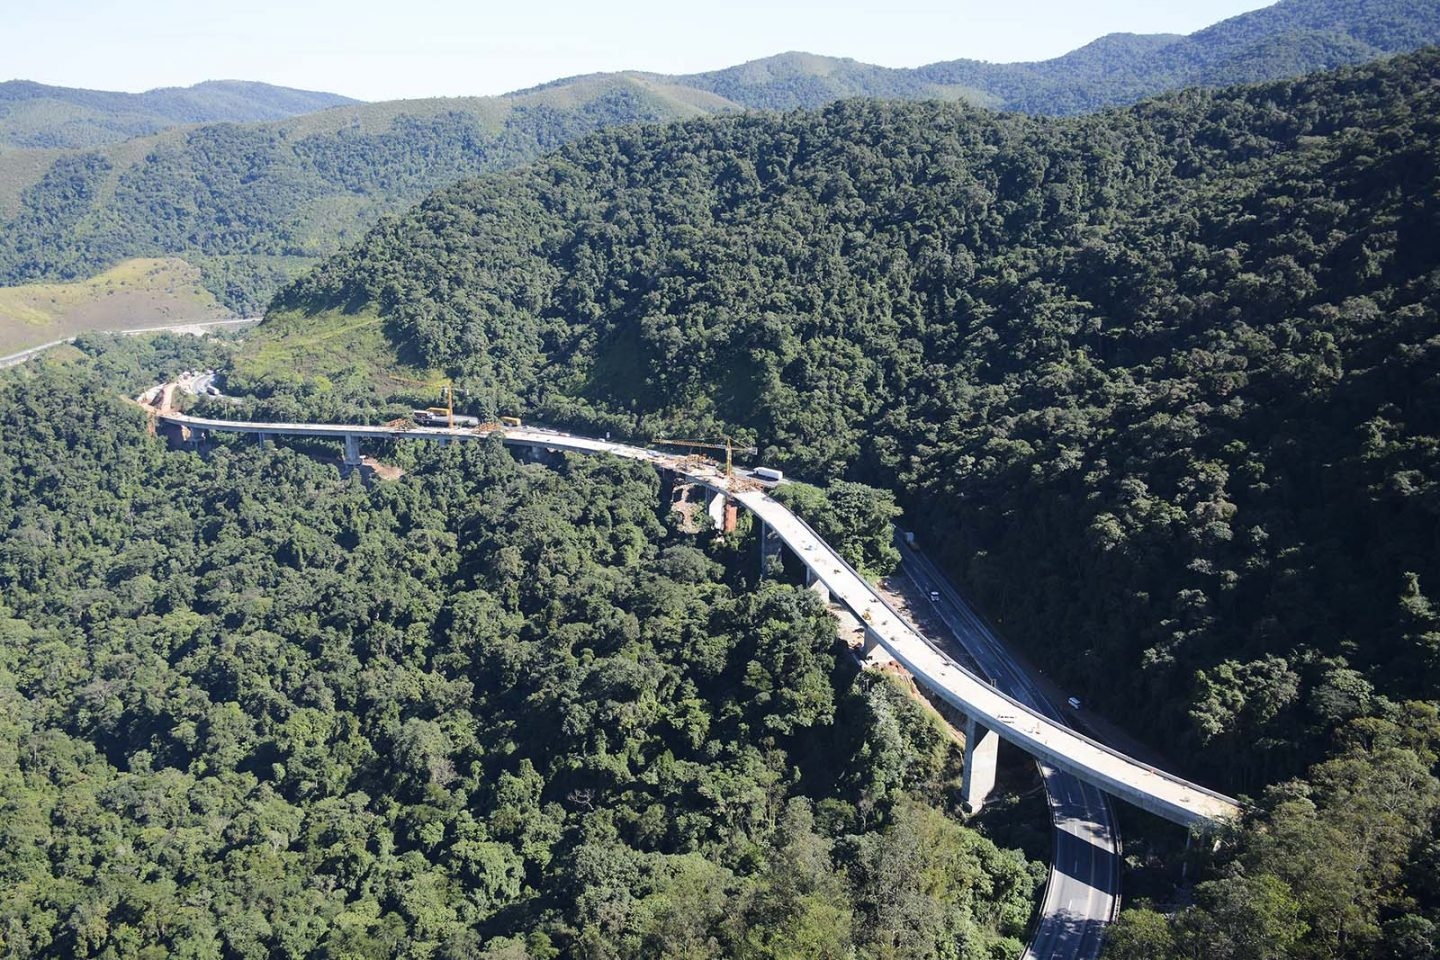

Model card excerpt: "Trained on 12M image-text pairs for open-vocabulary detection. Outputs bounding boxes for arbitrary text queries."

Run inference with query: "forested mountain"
[0,77,735,314]
[0,79,359,149]
[3,0,1437,330]
[910,0,1440,114]
[263,49,1440,958]
[0,337,1040,958]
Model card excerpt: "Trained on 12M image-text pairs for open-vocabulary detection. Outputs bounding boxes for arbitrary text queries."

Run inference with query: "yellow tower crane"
[652,437,759,481]
[389,375,457,428]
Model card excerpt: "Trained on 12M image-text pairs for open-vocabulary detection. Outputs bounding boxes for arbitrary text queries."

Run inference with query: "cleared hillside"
[0,257,230,354]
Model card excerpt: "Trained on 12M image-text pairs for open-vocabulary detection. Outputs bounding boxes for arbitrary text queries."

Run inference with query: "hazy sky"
[7,0,1277,102]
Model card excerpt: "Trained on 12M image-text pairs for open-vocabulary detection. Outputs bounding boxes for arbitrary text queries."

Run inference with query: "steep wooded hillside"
[0,338,1040,958]
[264,49,1440,957]
[274,42,1437,795]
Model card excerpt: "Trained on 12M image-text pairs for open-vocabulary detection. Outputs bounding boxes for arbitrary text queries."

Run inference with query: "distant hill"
[0,0,1437,333]
[0,76,737,318]
[663,0,1440,112]
[0,79,360,149]
[547,50,990,110]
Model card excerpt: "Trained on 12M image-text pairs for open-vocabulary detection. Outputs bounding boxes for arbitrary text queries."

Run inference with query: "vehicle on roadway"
[412,410,480,428]
[929,590,941,603]
[1068,696,1083,710]
[753,466,784,482]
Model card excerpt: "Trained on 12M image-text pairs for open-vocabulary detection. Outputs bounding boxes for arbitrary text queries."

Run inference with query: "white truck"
[412,410,480,428]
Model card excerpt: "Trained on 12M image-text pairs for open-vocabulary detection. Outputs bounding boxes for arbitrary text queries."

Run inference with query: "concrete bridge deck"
[156,408,1241,828]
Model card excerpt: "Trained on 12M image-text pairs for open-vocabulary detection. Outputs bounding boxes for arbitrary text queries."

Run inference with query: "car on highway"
[929,590,940,602]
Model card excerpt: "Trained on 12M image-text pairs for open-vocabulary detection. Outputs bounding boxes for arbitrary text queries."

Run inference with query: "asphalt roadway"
[897,548,1119,960]
[0,317,259,369]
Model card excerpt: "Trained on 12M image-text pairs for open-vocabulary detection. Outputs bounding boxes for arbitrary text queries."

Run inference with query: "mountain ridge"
[0,78,360,149]
[662,0,1438,111]
[1,0,1438,338]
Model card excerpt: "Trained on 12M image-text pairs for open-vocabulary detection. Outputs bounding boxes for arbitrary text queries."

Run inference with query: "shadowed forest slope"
[273,46,1440,794]
[266,49,1440,957]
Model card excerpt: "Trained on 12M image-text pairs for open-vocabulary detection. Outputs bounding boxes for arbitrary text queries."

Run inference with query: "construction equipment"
[389,375,459,429]
[652,437,759,482]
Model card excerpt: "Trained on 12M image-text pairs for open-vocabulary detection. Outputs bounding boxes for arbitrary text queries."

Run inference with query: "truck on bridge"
[413,409,480,428]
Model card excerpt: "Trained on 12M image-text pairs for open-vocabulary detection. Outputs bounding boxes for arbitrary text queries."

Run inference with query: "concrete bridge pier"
[962,716,1000,813]
[861,623,882,657]
[805,566,830,604]
[707,491,728,531]
[700,491,739,534]
[342,434,363,475]
[758,520,784,577]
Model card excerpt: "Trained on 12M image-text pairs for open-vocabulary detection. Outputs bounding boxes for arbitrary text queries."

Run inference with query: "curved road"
[148,403,1240,957]
[153,407,1239,824]
[0,318,260,369]
[899,551,1118,960]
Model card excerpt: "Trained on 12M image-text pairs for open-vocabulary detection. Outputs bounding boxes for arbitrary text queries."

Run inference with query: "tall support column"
[861,624,882,656]
[962,717,1000,814]
[805,566,830,604]
[343,434,363,474]
[758,520,784,577]
[707,491,727,530]
[658,468,677,509]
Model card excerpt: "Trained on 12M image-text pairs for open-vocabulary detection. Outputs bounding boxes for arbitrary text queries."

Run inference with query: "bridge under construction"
[144,399,1241,829]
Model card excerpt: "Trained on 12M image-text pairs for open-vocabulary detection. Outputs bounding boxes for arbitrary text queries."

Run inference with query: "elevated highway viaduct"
[154,407,1241,830]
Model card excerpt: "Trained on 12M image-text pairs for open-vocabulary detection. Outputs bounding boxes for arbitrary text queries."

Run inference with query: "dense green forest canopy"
[263,49,1440,957]
[3,0,1437,318]
[0,338,1040,959]
[272,46,1440,783]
